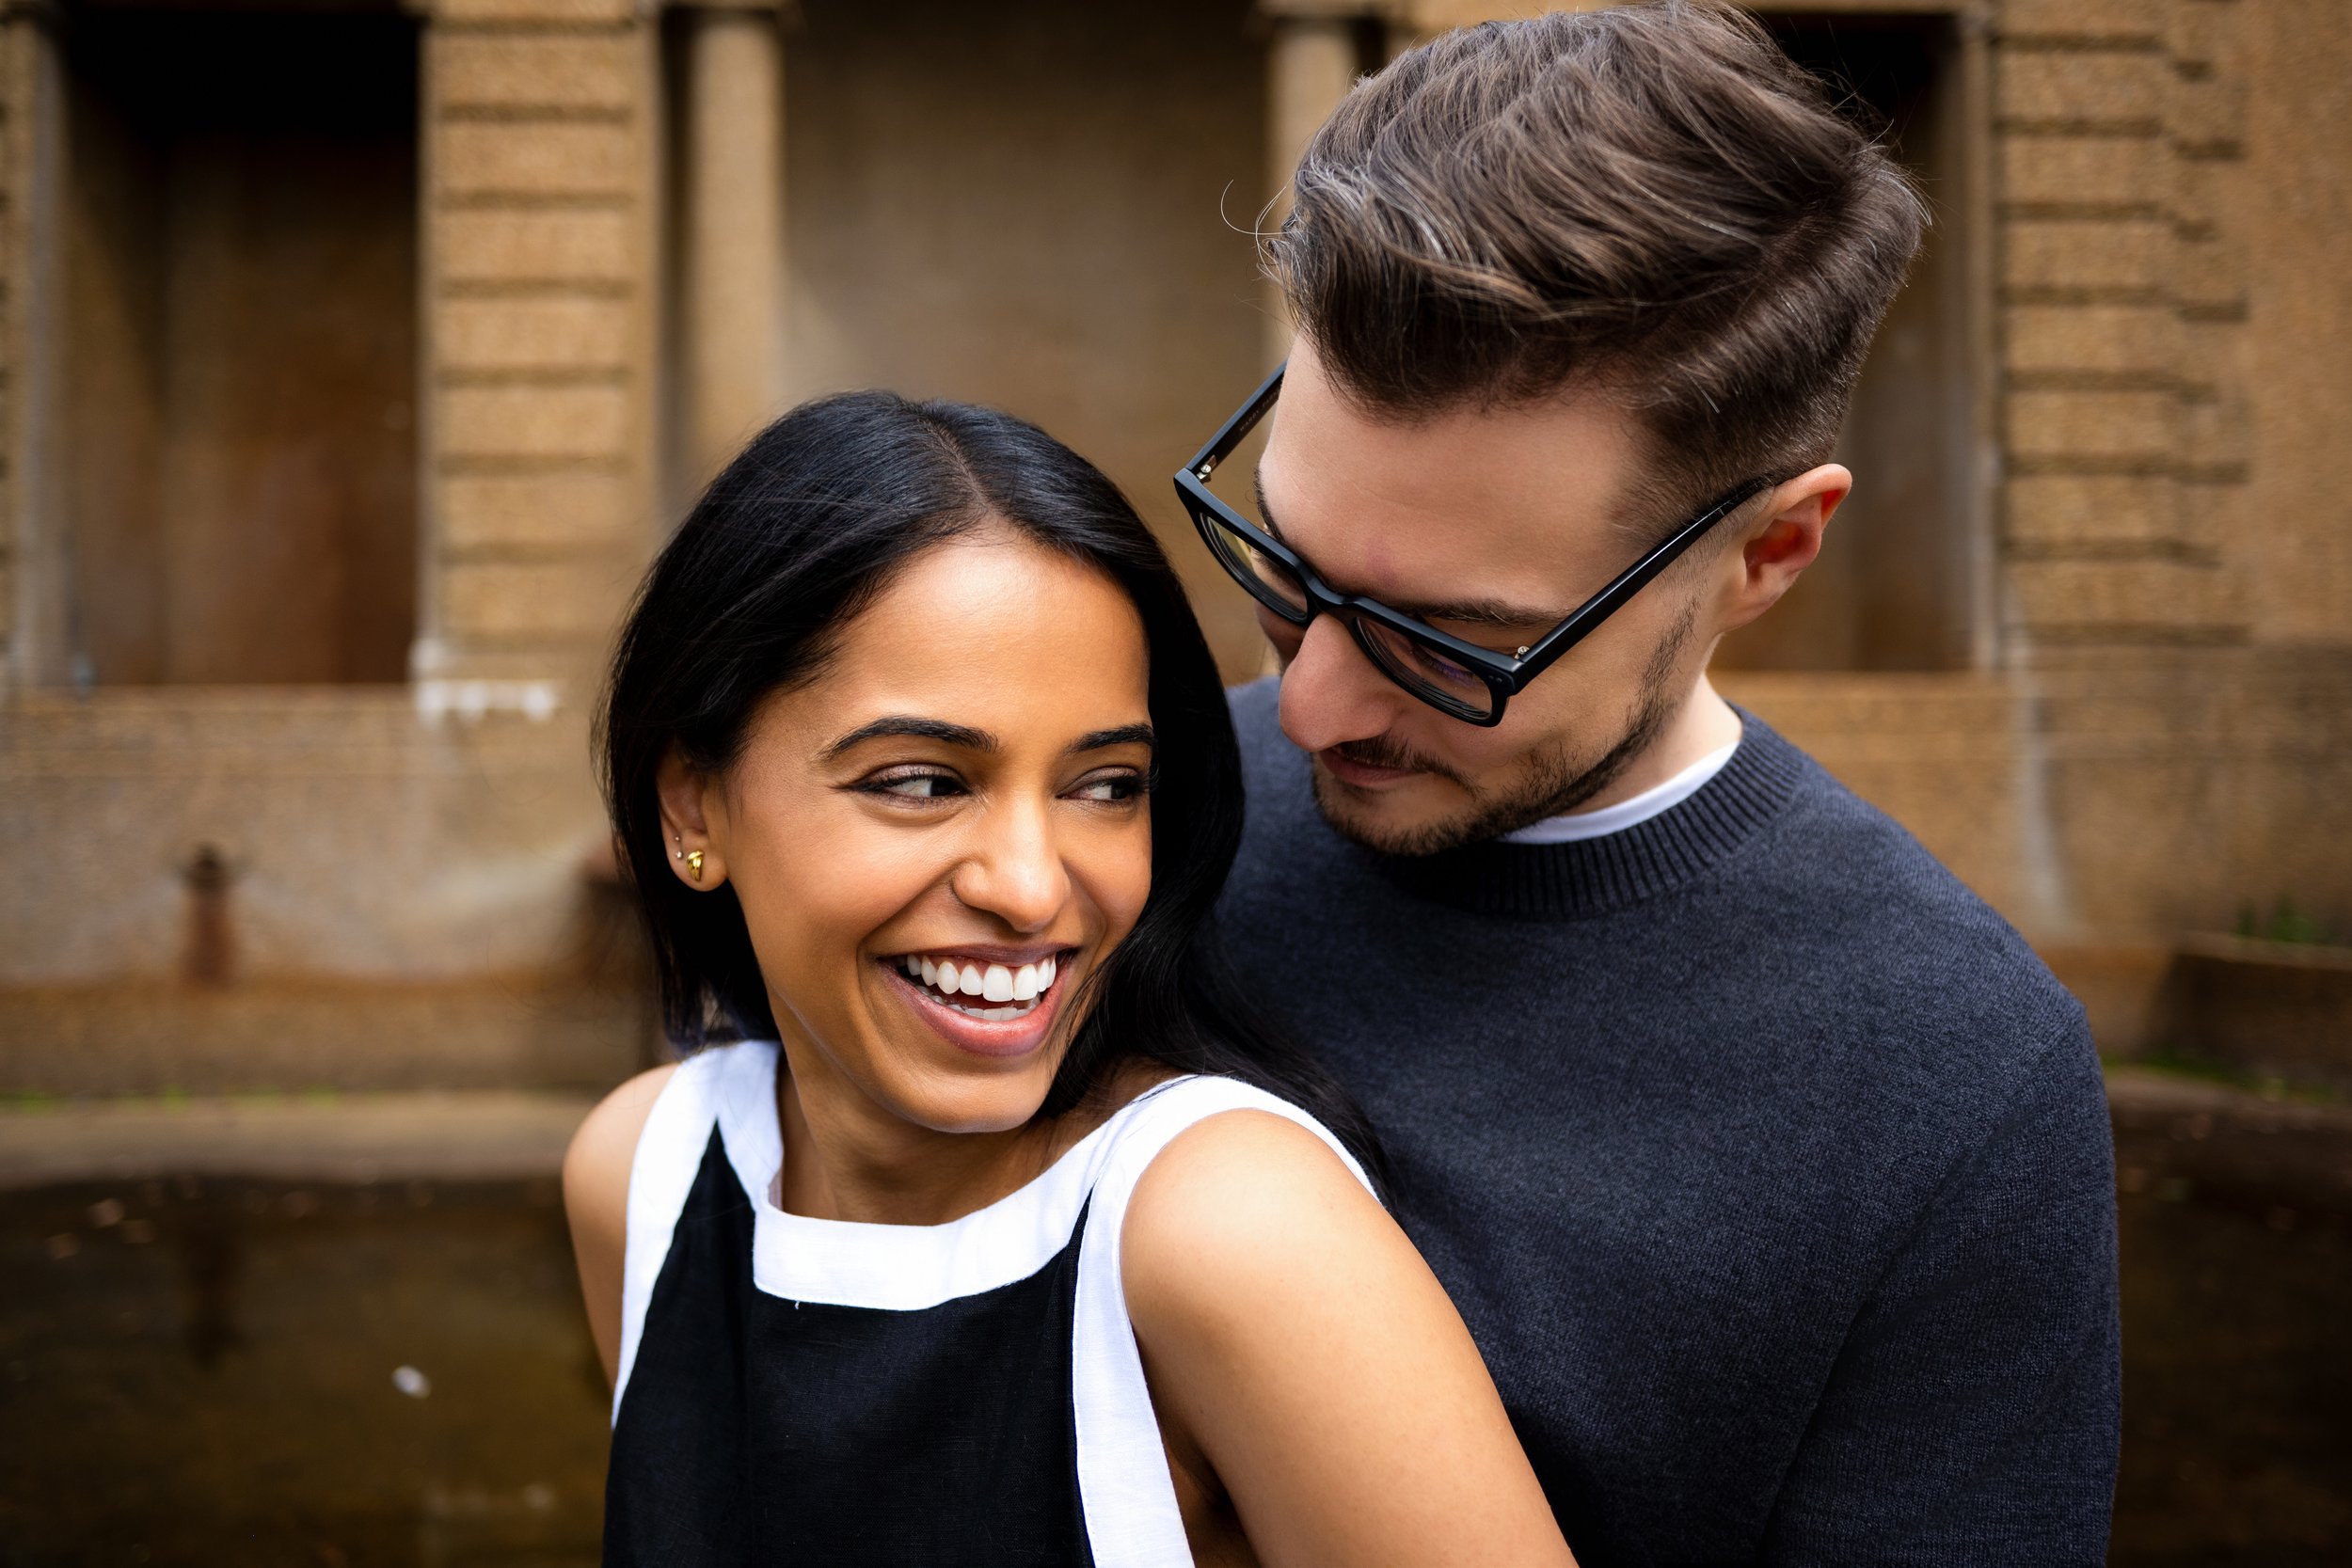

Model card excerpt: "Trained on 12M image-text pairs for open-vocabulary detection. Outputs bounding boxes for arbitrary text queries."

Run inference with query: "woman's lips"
[881,958,1069,1060]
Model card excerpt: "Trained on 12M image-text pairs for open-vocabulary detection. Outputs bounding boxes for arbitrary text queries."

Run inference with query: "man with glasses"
[1196,6,2120,1564]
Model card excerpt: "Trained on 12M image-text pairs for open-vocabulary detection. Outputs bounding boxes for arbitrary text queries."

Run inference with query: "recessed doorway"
[1716,12,1985,673]
[61,8,421,686]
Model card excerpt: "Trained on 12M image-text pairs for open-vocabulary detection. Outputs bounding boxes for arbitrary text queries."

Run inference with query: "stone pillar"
[1261,9,1362,366]
[0,12,68,689]
[419,1,661,689]
[1992,0,2250,652]
[679,4,787,488]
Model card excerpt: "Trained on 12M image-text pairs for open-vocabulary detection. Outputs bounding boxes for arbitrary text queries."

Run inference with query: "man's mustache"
[1327,735,1470,790]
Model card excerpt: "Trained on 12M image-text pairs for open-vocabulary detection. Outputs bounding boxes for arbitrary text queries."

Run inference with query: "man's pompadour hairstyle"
[1265,0,1929,509]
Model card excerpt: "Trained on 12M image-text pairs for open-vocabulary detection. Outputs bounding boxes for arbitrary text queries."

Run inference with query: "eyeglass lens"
[1197,504,1499,721]
[1199,510,1311,623]
[1349,616,1498,720]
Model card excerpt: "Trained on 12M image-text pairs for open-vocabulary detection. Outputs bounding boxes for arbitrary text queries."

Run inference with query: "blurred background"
[1,0,2346,1561]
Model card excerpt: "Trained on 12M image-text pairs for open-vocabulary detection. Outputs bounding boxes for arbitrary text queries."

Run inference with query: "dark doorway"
[1716,13,1982,673]
[62,8,420,686]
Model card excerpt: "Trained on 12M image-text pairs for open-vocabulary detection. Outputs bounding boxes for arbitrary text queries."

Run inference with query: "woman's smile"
[877,942,1076,1059]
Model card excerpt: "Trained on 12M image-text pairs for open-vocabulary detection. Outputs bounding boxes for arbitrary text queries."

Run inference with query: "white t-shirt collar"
[1499,738,1740,846]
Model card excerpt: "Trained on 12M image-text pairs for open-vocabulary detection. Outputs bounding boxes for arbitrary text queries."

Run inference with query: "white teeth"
[897,953,1063,1013]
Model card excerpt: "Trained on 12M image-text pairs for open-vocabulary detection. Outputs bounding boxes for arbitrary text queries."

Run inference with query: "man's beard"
[1309,598,1700,858]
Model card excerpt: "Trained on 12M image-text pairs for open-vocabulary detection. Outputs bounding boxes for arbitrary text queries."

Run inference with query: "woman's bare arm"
[1123,1110,1576,1568]
[561,1065,676,1386]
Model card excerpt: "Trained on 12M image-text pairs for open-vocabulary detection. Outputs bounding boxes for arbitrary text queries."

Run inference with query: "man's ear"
[655,748,728,891]
[1715,464,1851,636]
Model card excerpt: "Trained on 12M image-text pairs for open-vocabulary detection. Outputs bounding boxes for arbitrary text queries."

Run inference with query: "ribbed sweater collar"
[1365,712,1807,920]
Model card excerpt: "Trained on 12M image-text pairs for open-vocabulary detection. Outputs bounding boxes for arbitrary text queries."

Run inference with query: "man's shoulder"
[1736,718,2095,1109]
[1227,676,1290,781]
[1226,676,1322,853]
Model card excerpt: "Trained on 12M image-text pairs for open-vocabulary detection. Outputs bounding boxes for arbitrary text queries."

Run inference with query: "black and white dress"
[603,1039,1373,1567]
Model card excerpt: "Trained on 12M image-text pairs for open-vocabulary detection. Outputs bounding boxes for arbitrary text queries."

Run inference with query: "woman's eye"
[1070,771,1146,804]
[866,770,965,800]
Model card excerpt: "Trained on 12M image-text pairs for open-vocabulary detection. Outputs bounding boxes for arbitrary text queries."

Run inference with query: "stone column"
[1261,8,1362,366]
[1,12,69,689]
[679,3,787,487]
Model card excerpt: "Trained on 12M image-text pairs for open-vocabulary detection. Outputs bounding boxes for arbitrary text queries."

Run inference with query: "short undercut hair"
[1265,0,1929,513]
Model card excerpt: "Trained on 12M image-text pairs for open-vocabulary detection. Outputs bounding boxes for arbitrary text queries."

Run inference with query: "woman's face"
[665,527,1156,1135]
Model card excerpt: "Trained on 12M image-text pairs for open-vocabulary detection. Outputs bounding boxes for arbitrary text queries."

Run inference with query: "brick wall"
[417,2,659,685]
[1995,0,2252,650]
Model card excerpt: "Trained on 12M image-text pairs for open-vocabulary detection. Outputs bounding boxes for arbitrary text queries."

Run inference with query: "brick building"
[2,0,2345,1094]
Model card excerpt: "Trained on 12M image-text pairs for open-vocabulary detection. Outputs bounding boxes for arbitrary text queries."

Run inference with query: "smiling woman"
[565,393,1576,1567]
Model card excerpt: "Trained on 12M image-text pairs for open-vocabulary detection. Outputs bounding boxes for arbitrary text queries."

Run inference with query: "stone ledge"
[0,1089,601,1190]
[0,979,650,1096]
[2105,1065,2352,1132]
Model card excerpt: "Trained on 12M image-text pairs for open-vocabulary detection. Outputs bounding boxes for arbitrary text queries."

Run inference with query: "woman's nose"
[949,799,1071,933]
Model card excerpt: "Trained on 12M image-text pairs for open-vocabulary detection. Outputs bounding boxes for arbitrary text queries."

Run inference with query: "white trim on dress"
[608,1040,1375,1568]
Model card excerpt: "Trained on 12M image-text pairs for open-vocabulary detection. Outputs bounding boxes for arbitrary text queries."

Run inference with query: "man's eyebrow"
[822,717,995,760]
[1251,472,1565,631]
[1070,723,1154,754]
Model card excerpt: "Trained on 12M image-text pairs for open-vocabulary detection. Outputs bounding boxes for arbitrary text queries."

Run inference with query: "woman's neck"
[771,1043,1159,1227]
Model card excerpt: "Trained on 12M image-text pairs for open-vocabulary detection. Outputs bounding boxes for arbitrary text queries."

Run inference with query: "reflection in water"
[172,1196,242,1370]
[0,1176,608,1566]
[0,1093,2345,1565]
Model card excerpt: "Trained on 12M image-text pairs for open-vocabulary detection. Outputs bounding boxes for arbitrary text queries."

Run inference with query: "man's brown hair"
[1265,0,1929,513]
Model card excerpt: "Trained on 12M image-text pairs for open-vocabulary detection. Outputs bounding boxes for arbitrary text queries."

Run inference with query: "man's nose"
[949,798,1070,933]
[1277,614,1406,753]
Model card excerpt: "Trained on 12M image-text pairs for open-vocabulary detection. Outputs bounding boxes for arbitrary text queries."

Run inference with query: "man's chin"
[1308,764,1494,858]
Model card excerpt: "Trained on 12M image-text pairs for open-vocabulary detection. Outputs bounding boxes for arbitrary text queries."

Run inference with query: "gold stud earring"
[686,848,705,882]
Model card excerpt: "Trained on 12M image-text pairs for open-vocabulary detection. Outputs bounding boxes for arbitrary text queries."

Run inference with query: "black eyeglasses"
[1174,362,1770,726]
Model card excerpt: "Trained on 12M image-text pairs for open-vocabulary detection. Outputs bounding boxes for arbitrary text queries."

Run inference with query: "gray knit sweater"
[1216,679,2120,1565]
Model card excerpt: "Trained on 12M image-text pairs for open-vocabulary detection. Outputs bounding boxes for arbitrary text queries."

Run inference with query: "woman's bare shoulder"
[1120,1106,1381,1324]
[1120,1104,1574,1566]
[564,1064,677,1386]
[563,1065,678,1227]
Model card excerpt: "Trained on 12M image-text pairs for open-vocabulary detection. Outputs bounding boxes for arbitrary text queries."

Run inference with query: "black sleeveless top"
[600,1042,1371,1568]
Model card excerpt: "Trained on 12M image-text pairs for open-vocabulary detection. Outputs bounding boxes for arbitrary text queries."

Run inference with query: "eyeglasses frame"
[1173,361,1772,727]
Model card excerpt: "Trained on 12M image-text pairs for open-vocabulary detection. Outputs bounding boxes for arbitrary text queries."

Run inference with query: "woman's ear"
[655,748,728,891]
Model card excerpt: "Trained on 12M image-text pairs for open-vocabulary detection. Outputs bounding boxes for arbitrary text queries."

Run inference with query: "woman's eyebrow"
[1069,723,1154,754]
[822,716,996,760]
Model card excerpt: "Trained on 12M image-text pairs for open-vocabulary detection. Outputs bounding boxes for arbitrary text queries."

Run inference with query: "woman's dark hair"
[599,391,1383,1181]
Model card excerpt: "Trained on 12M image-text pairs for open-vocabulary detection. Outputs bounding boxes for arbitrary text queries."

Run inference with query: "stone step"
[0,1087,602,1190]
[0,978,655,1096]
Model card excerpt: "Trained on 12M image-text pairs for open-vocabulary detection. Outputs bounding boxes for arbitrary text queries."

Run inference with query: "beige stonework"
[438,209,636,284]
[1997,49,2169,130]
[441,560,632,641]
[436,122,638,198]
[2006,388,2180,464]
[2010,559,2247,637]
[1997,0,2165,43]
[435,33,638,111]
[2003,303,2180,376]
[2002,217,2170,293]
[438,385,634,463]
[432,0,640,24]
[439,472,635,551]
[1,0,2344,1094]
[2006,474,2180,546]
[1999,131,2169,208]
[437,298,635,374]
